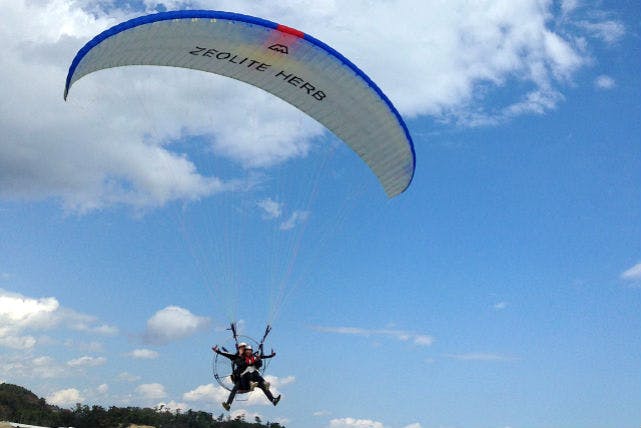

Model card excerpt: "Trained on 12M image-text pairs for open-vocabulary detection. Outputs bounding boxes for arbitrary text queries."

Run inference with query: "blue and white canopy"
[65,10,415,197]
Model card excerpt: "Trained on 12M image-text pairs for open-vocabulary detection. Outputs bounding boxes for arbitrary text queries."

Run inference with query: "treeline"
[0,383,284,428]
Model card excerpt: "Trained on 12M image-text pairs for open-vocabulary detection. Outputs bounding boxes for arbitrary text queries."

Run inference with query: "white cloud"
[446,352,516,362]
[157,400,189,413]
[493,301,509,310]
[256,197,309,230]
[267,374,295,387]
[183,383,228,403]
[0,289,118,350]
[117,371,141,382]
[403,424,422,428]
[577,20,625,44]
[257,197,283,219]
[184,375,294,407]
[65,339,105,353]
[67,355,107,367]
[97,383,109,394]
[136,383,167,400]
[127,348,159,359]
[0,291,58,324]
[47,388,84,407]
[280,210,310,230]
[0,333,36,350]
[621,262,641,283]
[561,0,580,15]
[314,325,434,346]
[595,75,616,89]
[143,306,210,345]
[0,0,620,212]
[0,355,67,380]
[329,417,385,428]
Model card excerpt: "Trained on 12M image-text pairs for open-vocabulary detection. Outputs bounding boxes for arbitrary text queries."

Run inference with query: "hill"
[0,383,283,428]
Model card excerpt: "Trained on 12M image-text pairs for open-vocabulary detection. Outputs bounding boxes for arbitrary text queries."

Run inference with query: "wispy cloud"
[67,355,107,368]
[280,210,310,230]
[0,355,67,380]
[127,348,159,359]
[577,20,625,44]
[313,325,434,346]
[594,75,616,90]
[446,352,516,362]
[621,262,641,286]
[117,371,141,382]
[257,197,283,219]
[493,301,508,310]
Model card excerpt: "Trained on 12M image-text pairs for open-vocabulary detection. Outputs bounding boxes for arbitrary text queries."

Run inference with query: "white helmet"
[237,342,247,348]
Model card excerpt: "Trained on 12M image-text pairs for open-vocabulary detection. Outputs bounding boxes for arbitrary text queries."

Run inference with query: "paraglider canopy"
[64,9,415,197]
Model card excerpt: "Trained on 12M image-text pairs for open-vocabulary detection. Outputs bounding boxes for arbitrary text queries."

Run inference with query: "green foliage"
[0,383,284,428]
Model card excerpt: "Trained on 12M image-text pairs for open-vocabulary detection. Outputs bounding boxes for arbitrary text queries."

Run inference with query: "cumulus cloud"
[47,388,84,407]
[0,289,117,350]
[143,306,210,345]
[314,325,434,346]
[127,348,159,359]
[184,375,294,407]
[329,417,385,428]
[136,383,167,401]
[0,0,621,212]
[183,383,228,403]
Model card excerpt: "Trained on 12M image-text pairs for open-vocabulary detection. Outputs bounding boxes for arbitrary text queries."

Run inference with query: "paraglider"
[65,9,415,409]
[64,10,415,197]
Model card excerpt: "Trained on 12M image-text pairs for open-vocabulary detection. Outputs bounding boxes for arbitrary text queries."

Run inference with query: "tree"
[0,383,285,427]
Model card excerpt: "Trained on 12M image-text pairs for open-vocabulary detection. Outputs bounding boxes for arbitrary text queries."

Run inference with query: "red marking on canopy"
[277,24,305,38]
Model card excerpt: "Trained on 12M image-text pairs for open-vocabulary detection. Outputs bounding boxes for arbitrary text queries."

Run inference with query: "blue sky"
[1,1,640,427]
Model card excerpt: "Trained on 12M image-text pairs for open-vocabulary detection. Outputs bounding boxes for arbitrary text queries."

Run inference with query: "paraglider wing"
[65,10,415,197]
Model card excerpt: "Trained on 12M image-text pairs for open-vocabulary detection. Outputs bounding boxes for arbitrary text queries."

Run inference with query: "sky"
[1,0,640,427]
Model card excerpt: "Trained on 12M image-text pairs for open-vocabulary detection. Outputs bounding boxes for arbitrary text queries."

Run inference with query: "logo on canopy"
[268,44,289,54]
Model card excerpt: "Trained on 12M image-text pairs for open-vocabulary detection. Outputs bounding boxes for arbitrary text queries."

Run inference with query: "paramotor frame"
[212,334,271,393]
